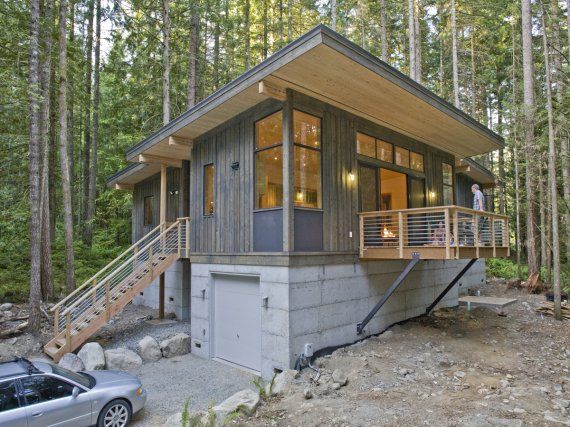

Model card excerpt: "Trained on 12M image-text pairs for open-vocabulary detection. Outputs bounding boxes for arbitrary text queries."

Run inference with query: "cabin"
[45,25,508,378]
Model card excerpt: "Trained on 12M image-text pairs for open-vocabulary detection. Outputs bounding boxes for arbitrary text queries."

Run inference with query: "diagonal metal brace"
[425,258,477,315]
[356,252,421,335]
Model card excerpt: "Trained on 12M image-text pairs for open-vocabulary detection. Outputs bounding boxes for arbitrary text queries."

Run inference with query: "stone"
[303,388,313,399]
[513,408,526,414]
[454,371,466,378]
[104,348,143,371]
[212,389,260,423]
[77,342,105,370]
[265,369,299,396]
[380,330,394,340]
[332,369,348,386]
[160,333,190,358]
[332,383,341,390]
[138,336,162,362]
[58,353,85,372]
[554,399,570,409]
[544,411,570,426]
[163,411,209,427]
[3,311,13,318]
[0,303,13,311]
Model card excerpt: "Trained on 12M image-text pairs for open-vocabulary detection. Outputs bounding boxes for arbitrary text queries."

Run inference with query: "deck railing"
[358,206,509,260]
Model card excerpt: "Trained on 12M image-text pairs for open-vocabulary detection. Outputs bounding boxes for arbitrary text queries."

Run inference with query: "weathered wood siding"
[132,168,181,241]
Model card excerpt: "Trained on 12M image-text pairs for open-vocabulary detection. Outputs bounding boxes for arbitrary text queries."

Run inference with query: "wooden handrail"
[358,205,508,221]
[60,220,180,317]
[51,222,164,311]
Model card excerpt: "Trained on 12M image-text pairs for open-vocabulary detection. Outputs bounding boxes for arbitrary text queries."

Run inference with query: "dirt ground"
[239,282,570,426]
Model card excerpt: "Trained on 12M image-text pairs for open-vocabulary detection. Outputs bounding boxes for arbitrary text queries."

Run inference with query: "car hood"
[87,370,141,388]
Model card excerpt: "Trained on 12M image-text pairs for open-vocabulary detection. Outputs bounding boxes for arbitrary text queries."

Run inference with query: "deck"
[359,205,509,260]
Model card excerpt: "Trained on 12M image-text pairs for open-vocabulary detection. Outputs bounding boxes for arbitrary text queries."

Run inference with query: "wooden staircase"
[45,219,189,362]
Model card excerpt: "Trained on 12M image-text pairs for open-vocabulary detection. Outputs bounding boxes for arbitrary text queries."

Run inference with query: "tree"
[540,3,562,320]
[82,0,94,244]
[379,0,387,62]
[331,0,337,30]
[245,0,251,70]
[187,1,199,108]
[521,0,540,276]
[28,0,43,332]
[162,0,171,125]
[451,0,459,108]
[58,0,75,293]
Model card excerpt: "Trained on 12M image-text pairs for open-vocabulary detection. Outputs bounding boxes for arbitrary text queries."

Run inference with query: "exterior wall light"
[348,172,355,182]
[429,191,436,200]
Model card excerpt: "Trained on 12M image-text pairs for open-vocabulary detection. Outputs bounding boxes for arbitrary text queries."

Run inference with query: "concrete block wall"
[131,260,191,320]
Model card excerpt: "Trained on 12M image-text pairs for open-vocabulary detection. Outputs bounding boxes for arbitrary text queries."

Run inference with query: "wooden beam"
[168,136,193,147]
[139,153,182,168]
[114,183,134,191]
[259,80,286,101]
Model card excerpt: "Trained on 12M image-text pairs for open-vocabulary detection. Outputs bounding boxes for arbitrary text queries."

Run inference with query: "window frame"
[293,109,322,210]
[254,110,284,211]
[410,151,425,172]
[442,162,454,205]
[203,163,215,217]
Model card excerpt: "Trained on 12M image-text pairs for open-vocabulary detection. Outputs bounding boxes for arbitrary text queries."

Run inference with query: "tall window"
[144,196,154,226]
[255,111,283,209]
[442,162,454,205]
[203,164,214,215]
[294,111,322,208]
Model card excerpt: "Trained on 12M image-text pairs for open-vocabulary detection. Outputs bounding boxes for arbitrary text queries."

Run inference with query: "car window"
[50,365,91,389]
[20,376,74,405]
[0,380,20,412]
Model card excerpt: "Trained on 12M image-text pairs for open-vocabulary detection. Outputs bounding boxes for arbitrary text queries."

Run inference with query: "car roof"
[0,358,46,381]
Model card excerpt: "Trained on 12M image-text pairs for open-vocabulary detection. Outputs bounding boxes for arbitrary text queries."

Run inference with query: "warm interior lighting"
[382,227,395,238]
[296,190,304,202]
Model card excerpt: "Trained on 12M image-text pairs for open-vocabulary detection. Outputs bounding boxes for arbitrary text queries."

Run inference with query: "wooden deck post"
[92,278,97,305]
[185,218,190,256]
[105,281,110,322]
[159,164,167,319]
[398,212,404,258]
[54,307,59,336]
[359,215,365,257]
[474,213,479,258]
[444,208,451,259]
[491,218,496,257]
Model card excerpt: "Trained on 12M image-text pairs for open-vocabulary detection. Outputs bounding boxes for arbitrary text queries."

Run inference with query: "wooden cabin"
[46,25,507,378]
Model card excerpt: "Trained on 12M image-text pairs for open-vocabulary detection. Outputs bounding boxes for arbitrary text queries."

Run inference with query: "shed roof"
[114,25,502,186]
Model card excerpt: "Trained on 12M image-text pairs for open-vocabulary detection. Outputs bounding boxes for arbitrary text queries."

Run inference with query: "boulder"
[265,369,299,396]
[77,342,105,370]
[212,389,260,423]
[160,333,190,358]
[104,348,143,371]
[303,388,313,399]
[163,411,210,427]
[0,303,13,312]
[138,336,162,362]
[58,353,85,372]
[332,369,348,386]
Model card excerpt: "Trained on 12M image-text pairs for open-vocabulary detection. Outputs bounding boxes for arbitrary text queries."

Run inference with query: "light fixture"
[429,191,436,199]
[348,172,355,182]
[296,190,304,202]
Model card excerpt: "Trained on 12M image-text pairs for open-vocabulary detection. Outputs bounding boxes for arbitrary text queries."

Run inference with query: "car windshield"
[51,365,92,389]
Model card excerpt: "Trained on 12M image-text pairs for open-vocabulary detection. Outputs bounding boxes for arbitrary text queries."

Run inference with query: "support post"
[425,258,477,315]
[474,213,479,258]
[65,312,71,351]
[105,281,110,321]
[359,215,365,257]
[54,307,59,336]
[356,252,420,335]
[491,218,496,257]
[453,209,459,259]
[282,90,294,252]
[159,273,165,319]
[159,164,167,318]
[444,208,451,259]
[186,218,190,256]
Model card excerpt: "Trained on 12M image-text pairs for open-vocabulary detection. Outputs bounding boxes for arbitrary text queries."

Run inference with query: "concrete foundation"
[188,258,485,379]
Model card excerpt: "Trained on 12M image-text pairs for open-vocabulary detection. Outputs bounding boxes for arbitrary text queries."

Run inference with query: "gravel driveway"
[130,353,256,426]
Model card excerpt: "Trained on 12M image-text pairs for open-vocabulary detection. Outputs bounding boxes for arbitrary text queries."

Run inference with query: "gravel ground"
[130,353,256,426]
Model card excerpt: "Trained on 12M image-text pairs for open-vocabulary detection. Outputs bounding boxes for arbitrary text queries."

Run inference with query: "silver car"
[0,358,146,427]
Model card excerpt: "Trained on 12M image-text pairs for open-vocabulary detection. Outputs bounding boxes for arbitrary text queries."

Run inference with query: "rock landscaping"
[77,342,105,370]
[160,333,190,358]
[104,348,143,370]
[58,353,85,372]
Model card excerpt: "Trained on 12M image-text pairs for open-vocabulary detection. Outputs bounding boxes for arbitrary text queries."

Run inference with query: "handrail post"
[149,245,153,277]
[177,222,182,256]
[105,281,110,322]
[185,218,190,257]
[54,307,59,336]
[506,218,510,257]
[359,214,365,257]
[398,211,404,258]
[133,244,138,270]
[453,209,459,259]
[65,312,71,352]
[444,208,451,259]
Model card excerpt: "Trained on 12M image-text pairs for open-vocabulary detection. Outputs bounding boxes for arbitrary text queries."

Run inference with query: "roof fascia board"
[106,162,144,187]
[125,27,325,161]
[319,28,504,149]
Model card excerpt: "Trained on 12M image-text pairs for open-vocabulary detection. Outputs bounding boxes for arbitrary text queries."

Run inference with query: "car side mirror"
[72,386,80,399]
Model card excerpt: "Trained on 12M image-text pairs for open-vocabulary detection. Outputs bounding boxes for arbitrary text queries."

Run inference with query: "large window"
[255,111,283,209]
[294,111,322,208]
[203,164,214,215]
[143,196,154,226]
[442,162,454,205]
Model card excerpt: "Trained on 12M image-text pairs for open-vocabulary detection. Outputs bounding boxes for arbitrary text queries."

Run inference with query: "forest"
[0,0,568,330]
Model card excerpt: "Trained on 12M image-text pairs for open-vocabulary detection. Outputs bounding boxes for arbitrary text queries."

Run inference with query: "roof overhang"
[125,24,503,168]
[456,158,496,187]
[106,162,161,190]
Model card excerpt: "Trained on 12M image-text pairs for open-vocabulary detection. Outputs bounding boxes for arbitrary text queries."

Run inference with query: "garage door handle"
[32,412,43,417]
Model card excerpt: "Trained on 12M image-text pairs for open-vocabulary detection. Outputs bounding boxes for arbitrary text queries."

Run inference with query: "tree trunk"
[331,0,337,30]
[539,158,548,272]
[540,6,562,320]
[28,0,43,332]
[58,0,75,293]
[470,32,476,116]
[451,0,459,108]
[85,0,101,248]
[245,0,251,70]
[287,0,292,42]
[39,0,54,301]
[379,0,387,62]
[511,22,522,279]
[213,10,220,91]
[262,0,268,59]
[279,0,284,47]
[48,64,57,245]
[408,0,416,80]
[82,0,94,244]
[497,94,506,215]
[414,0,421,82]
[68,0,75,216]
[162,0,170,125]
[187,3,198,108]
[521,0,540,275]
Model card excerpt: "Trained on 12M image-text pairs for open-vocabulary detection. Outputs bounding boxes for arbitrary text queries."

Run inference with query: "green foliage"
[181,399,190,427]
[252,376,266,397]
[487,258,570,292]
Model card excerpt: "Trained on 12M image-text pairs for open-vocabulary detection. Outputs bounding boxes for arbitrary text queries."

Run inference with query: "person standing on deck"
[471,184,487,245]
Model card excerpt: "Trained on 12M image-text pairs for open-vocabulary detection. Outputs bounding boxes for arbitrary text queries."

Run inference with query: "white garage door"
[214,275,261,372]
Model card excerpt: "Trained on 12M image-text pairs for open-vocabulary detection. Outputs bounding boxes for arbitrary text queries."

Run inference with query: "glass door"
[408,176,427,246]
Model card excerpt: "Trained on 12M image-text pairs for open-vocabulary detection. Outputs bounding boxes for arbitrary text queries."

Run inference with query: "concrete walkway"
[130,353,256,426]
